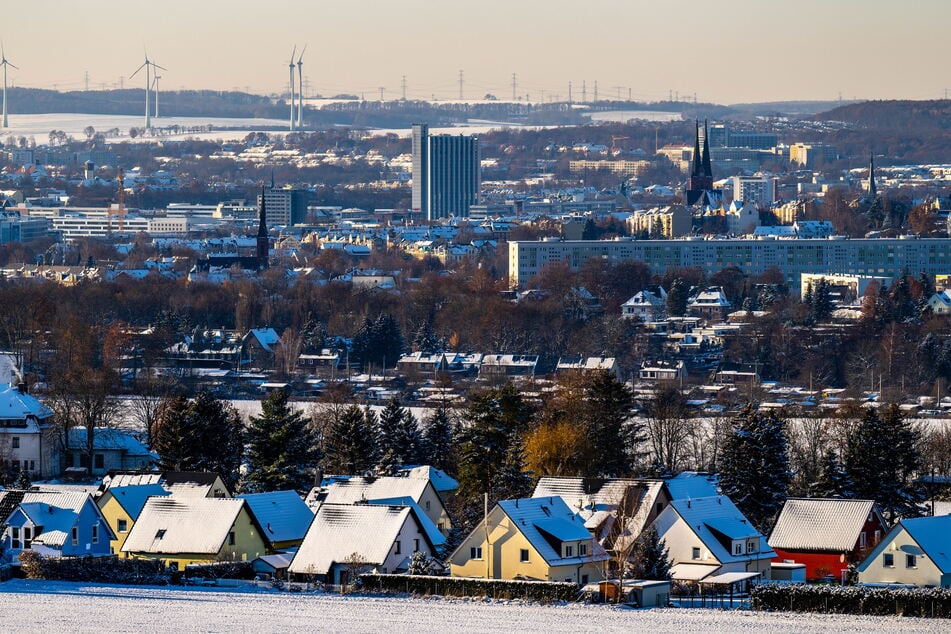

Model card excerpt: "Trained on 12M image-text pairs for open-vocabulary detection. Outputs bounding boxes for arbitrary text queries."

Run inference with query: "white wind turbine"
[296,44,307,129]
[152,73,162,119]
[130,52,166,130]
[288,45,296,131]
[1,43,18,129]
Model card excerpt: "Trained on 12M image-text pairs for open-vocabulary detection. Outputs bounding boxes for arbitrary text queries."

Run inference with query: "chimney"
[17,382,26,394]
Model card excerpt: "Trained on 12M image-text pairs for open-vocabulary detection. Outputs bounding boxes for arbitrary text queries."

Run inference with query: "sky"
[4,0,948,105]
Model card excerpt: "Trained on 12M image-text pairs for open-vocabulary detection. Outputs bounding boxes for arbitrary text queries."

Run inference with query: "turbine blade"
[152,62,167,71]
[289,45,296,64]
[7,62,17,70]
[130,61,147,79]
[298,43,307,64]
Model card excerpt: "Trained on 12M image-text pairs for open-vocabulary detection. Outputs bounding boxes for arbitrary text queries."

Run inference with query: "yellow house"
[449,497,609,585]
[99,471,232,499]
[96,484,170,557]
[857,515,951,587]
[120,497,266,570]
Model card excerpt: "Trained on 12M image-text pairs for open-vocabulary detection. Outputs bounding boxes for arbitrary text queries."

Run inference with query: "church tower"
[866,153,878,199]
[686,120,715,205]
[256,186,269,270]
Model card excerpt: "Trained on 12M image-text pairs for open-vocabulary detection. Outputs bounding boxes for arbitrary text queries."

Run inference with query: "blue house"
[1,491,114,562]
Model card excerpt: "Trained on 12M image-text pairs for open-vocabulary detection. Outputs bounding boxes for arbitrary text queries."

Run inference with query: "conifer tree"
[809,449,851,498]
[582,370,637,477]
[491,434,533,501]
[718,406,791,533]
[324,404,377,475]
[153,394,193,472]
[666,278,690,317]
[244,390,319,492]
[422,407,455,472]
[631,526,672,581]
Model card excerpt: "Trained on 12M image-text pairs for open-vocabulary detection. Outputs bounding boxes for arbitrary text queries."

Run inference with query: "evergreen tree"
[412,320,440,354]
[244,390,319,492]
[809,449,851,498]
[718,406,791,533]
[422,407,455,472]
[491,434,533,501]
[630,526,672,581]
[153,394,194,472]
[374,446,400,476]
[666,278,690,317]
[324,404,377,474]
[843,404,926,522]
[811,278,833,322]
[375,398,422,466]
[582,371,637,477]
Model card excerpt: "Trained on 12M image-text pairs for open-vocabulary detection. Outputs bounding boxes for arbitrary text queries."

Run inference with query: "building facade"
[412,123,481,220]
[258,187,311,226]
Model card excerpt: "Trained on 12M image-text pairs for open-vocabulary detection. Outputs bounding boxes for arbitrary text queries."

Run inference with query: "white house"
[856,515,951,587]
[0,384,55,479]
[621,289,667,322]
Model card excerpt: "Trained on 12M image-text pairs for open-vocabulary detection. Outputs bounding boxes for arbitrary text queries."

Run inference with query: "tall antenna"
[378,86,385,102]
[511,73,517,101]
[568,81,572,104]
[582,80,586,103]
[0,43,18,129]
[458,69,464,100]
[288,45,297,131]
[593,80,598,103]
[84,70,89,92]
[296,44,306,129]
[401,75,407,100]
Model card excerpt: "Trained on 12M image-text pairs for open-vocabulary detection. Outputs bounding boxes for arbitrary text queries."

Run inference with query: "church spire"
[701,119,712,178]
[691,120,702,177]
[867,153,877,198]
[257,186,269,269]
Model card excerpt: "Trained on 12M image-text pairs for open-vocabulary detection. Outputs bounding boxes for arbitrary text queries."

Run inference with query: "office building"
[412,123,481,220]
[258,187,311,226]
[732,176,779,207]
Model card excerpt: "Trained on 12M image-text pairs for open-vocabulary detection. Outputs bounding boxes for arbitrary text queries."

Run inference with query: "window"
[23,526,31,549]
[734,543,743,555]
[393,540,401,555]
[11,526,21,549]
[11,436,19,449]
[579,543,587,556]
[94,454,104,470]
[71,527,78,546]
[565,545,574,557]
[92,524,99,544]
[581,574,589,585]
[859,532,866,549]
[692,547,701,560]
[117,519,128,533]
[520,549,530,563]
[470,547,483,560]
[906,554,917,569]
[168,561,179,571]
[883,553,894,568]
[155,529,166,539]
[747,540,758,554]
[425,501,431,511]
[228,532,236,546]
[413,539,420,552]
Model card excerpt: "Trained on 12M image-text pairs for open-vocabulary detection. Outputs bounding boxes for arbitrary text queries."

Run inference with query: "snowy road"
[0,580,939,633]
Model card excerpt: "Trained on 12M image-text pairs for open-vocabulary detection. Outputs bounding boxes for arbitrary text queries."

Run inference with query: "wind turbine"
[1,43,18,129]
[296,44,307,129]
[130,52,165,130]
[152,73,161,119]
[288,45,296,131]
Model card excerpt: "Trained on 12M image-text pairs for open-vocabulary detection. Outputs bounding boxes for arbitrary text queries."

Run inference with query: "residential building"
[121,496,266,569]
[1,491,114,562]
[769,498,885,581]
[928,290,951,315]
[64,428,155,476]
[569,159,653,178]
[507,237,951,288]
[688,287,732,322]
[96,484,171,557]
[652,495,774,585]
[0,383,55,479]
[627,205,692,238]
[554,356,621,381]
[258,187,311,226]
[800,273,891,303]
[412,123,481,220]
[478,354,538,379]
[638,360,686,383]
[856,515,951,587]
[449,497,609,584]
[732,176,778,207]
[288,503,437,584]
[789,143,837,168]
[237,490,315,552]
[99,471,232,499]
[621,288,667,321]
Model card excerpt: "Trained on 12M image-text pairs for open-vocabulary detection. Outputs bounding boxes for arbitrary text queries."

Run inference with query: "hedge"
[750,583,951,618]
[360,574,581,603]
[184,561,254,580]
[18,552,169,585]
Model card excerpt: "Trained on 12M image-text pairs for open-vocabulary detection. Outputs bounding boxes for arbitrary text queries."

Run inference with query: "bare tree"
[46,369,122,475]
[644,383,690,473]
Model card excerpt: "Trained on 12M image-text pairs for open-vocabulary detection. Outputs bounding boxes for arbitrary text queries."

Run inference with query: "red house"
[768,498,887,581]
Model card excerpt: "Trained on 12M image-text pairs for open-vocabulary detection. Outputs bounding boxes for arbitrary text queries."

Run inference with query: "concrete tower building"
[412,123,481,220]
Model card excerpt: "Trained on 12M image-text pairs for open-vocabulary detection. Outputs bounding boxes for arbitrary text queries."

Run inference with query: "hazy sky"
[5,0,948,104]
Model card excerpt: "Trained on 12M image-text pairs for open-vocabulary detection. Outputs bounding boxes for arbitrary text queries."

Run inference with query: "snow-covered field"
[0,580,938,633]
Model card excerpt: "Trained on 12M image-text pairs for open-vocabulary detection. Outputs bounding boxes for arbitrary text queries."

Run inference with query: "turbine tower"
[152,73,161,119]
[296,44,306,129]
[130,52,165,130]
[1,44,18,129]
[288,46,296,131]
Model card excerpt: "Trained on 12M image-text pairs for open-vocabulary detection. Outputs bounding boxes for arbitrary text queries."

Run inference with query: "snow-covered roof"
[68,428,155,458]
[103,485,171,519]
[396,465,459,493]
[668,496,773,564]
[100,471,230,498]
[17,492,102,548]
[0,384,53,421]
[246,328,280,352]
[288,503,421,575]
[670,563,719,581]
[364,497,446,547]
[496,497,610,567]
[665,472,719,499]
[897,515,951,574]
[237,490,314,545]
[314,476,432,508]
[121,497,247,555]
[768,498,875,552]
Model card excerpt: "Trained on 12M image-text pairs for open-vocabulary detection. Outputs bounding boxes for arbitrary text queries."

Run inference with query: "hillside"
[815,99,951,130]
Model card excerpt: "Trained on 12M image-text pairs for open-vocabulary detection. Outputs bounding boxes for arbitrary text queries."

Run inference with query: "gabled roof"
[100,471,230,498]
[665,472,719,499]
[667,496,773,564]
[365,497,446,547]
[101,485,171,520]
[0,384,53,421]
[67,428,155,458]
[897,515,951,574]
[288,503,430,575]
[237,490,314,545]
[0,489,27,524]
[121,497,246,555]
[245,328,280,352]
[312,476,432,508]
[769,498,876,552]
[396,465,459,494]
[15,492,111,548]
[496,497,610,567]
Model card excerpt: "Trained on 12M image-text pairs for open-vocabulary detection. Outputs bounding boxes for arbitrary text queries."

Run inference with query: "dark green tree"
[324,404,377,474]
[152,394,193,472]
[718,406,791,533]
[666,278,690,317]
[582,370,638,477]
[422,407,455,472]
[808,448,851,498]
[630,526,672,581]
[244,390,319,492]
[376,398,422,467]
[843,404,926,522]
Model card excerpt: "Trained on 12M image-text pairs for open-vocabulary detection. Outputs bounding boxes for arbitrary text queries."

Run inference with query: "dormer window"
[155,529,166,539]
[579,543,587,556]
[565,545,574,557]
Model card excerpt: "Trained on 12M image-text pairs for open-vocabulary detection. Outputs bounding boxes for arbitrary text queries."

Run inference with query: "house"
[288,503,437,584]
[96,484,171,556]
[478,355,538,379]
[621,288,668,322]
[687,287,732,322]
[652,495,774,586]
[396,465,459,496]
[121,496,267,570]
[554,357,621,381]
[252,552,294,580]
[664,472,719,499]
[308,475,451,535]
[768,498,886,581]
[532,477,671,560]
[0,383,56,479]
[927,290,951,315]
[449,497,609,584]
[396,352,448,375]
[856,515,951,587]
[638,360,686,383]
[243,328,281,370]
[64,428,156,476]
[237,490,315,551]
[1,491,115,562]
[99,471,232,499]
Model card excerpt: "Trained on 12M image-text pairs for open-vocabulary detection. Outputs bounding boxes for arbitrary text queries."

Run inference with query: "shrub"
[359,573,580,603]
[750,583,951,618]
[18,552,169,585]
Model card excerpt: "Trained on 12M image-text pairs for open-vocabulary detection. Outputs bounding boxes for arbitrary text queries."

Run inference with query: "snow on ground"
[0,580,938,633]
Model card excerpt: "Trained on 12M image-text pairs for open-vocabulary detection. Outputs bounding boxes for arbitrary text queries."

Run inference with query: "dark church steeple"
[257,186,269,270]
[686,120,715,205]
[867,153,877,198]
